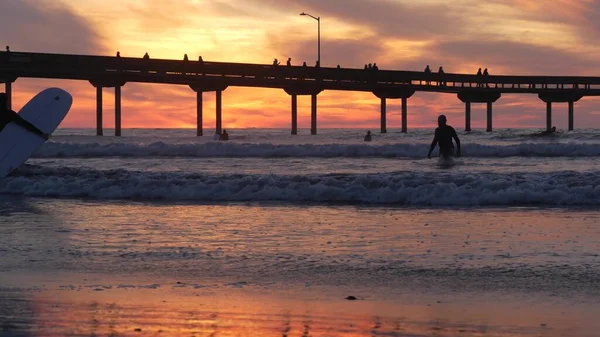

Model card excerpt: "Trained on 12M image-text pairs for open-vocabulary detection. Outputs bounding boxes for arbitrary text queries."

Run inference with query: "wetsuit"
[0,107,47,137]
[429,125,460,158]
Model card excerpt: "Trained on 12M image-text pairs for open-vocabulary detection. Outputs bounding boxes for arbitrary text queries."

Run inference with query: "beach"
[1,128,599,336]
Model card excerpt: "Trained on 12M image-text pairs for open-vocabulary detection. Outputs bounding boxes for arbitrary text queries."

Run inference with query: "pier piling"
[401,97,408,133]
[568,101,574,131]
[380,98,387,133]
[196,91,203,136]
[115,86,121,136]
[311,94,317,135]
[291,94,298,135]
[486,102,492,132]
[546,102,552,131]
[216,90,222,135]
[96,86,103,136]
[465,102,471,132]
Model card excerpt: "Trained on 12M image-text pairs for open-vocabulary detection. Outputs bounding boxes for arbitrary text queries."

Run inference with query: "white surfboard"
[0,88,73,177]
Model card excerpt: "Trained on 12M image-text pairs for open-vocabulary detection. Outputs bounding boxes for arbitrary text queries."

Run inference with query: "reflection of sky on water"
[1,198,599,336]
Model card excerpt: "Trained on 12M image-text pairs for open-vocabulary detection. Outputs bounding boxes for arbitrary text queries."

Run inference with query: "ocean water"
[1,127,600,336]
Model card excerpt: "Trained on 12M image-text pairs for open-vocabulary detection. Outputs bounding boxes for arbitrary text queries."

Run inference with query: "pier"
[1,50,599,136]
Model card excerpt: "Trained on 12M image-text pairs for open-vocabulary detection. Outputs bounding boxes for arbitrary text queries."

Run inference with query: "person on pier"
[428,114,461,160]
[483,68,489,87]
[220,129,229,141]
[0,93,48,140]
[364,131,372,142]
[287,58,292,66]
[183,54,189,61]
[438,66,446,86]
[476,68,483,87]
[424,65,432,85]
[273,58,280,66]
[143,52,150,60]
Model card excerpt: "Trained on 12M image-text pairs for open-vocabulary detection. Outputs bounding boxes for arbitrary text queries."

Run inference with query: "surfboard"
[0,88,73,177]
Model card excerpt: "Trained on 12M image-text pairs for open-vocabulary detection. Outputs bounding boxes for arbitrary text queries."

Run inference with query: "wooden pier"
[1,50,598,135]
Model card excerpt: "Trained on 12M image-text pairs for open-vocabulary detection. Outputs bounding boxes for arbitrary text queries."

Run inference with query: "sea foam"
[4,166,600,205]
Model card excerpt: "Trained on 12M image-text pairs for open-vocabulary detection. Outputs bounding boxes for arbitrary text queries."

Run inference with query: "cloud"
[1,0,104,54]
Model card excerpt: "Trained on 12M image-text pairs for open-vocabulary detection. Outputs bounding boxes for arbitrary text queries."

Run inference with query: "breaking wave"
[33,141,600,158]
[4,165,600,205]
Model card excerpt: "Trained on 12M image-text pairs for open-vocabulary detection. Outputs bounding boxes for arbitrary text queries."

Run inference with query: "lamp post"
[300,12,320,66]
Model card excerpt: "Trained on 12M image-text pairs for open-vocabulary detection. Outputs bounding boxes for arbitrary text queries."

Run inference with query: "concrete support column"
[196,91,203,136]
[380,97,387,133]
[115,86,122,137]
[401,97,408,133]
[546,101,552,131]
[465,102,471,131]
[291,94,298,135]
[568,101,574,131]
[5,82,12,110]
[96,86,103,136]
[311,94,317,135]
[215,90,222,135]
[486,102,492,132]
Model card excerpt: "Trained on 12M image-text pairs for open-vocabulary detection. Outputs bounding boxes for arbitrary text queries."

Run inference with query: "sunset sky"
[3,0,600,131]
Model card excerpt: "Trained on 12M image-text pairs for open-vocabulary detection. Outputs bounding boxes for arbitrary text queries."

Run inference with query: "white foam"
[34,141,600,158]
[4,166,600,205]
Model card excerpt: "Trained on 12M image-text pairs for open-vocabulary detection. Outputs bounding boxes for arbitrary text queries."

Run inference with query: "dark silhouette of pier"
[1,50,599,136]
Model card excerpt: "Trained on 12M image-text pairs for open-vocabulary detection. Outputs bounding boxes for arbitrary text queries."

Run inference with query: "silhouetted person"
[364,130,372,142]
[315,60,320,68]
[286,58,291,66]
[483,68,489,87]
[424,65,432,85]
[5,46,9,52]
[116,51,120,57]
[372,63,379,70]
[273,58,280,66]
[302,61,307,67]
[183,54,189,61]
[0,93,48,140]
[534,126,557,137]
[337,65,341,69]
[364,64,368,70]
[143,52,149,60]
[428,114,461,160]
[198,56,204,63]
[438,66,445,86]
[476,68,483,87]
[220,129,229,141]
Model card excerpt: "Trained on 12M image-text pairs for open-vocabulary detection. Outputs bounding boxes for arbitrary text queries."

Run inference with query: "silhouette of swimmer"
[428,114,461,159]
[0,93,48,140]
[364,130,372,142]
[534,126,557,137]
[220,129,229,141]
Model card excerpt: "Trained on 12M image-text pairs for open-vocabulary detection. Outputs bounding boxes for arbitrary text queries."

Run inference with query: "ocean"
[1,127,599,336]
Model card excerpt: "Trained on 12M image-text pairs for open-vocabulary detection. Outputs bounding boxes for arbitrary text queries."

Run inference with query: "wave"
[33,141,600,158]
[4,166,600,205]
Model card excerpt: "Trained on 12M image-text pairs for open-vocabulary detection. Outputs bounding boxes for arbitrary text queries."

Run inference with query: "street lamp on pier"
[300,12,320,66]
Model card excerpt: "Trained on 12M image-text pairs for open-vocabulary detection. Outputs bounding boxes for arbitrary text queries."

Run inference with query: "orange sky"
[3,0,600,131]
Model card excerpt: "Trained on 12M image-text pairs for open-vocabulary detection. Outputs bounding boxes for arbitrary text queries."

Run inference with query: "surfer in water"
[427,114,461,160]
[0,93,49,140]
[532,126,557,137]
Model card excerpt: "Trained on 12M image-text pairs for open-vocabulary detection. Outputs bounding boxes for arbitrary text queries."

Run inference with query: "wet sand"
[1,198,599,336]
